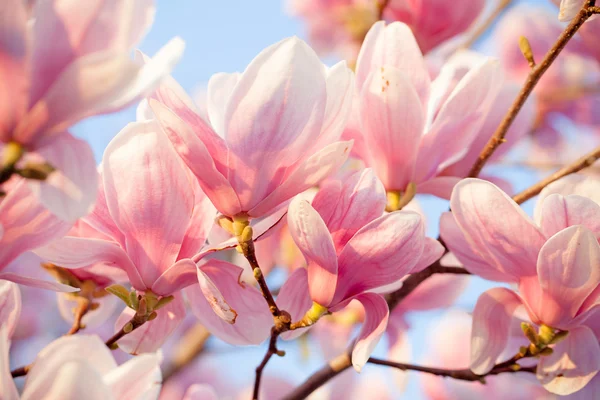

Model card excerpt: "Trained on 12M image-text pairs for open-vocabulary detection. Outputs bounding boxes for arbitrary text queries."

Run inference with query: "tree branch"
[240,237,281,317]
[253,328,285,400]
[66,297,91,335]
[468,0,598,178]
[512,145,600,204]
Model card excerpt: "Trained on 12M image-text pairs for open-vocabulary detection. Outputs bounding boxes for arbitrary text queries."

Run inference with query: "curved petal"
[450,179,545,279]
[187,260,272,345]
[351,293,389,372]
[532,226,600,328]
[311,168,386,251]
[0,327,18,400]
[470,288,523,375]
[28,132,98,222]
[149,99,241,217]
[35,237,144,290]
[315,61,354,146]
[103,120,194,288]
[223,37,327,211]
[183,384,219,400]
[359,66,424,191]
[439,212,513,281]
[287,197,338,306]
[114,294,185,354]
[57,292,119,331]
[0,179,72,270]
[537,325,600,395]
[104,353,162,399]
[0,272,78,292]
[151,258,198,295]
[416,176,461,200]
[0,281,20,338]
[335,211,425,303]
[206,72,240,136]
[538,194,600,239]
[400,273,469,311]
[558,0,584,22]
[409,237,446,273]
[278,268,313,340]
[535,174,600,216]
[248,140,352,218]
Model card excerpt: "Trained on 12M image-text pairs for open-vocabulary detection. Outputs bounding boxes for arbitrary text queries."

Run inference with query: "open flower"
[286,169,443,370]
[343,21,502,204]
[149,36,354,220]
[441,177,600,395]
[0,0,184,220]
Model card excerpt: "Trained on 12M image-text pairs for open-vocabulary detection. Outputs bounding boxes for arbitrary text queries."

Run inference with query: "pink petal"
[195,261,237,324]
[359,66,424,190]
[277,268,313,340]
[187,260,272,345]
[206,72,240,136]
[558,0,584,21]
[248,140,352,218]
[311,168,386,251]
[149,99,241,217]
[28,132,99,222]
[35,237,145,290]
[0,0,27,141]
[414,59,501,182]
[450,179,545,279]
[223,37,327,211]
[566,373,600,400]
[315,61,354,146]
[0,327,18,400]
[29,0,155,104]
[103,120,194,288]
[416,176,461,199]
[538,194,600,238]
[532,226,600,328]
[439,212,513,281]
[287,197,338,306]
[114,294,185,354]
[0,179,71,270]
[355,21,430,102]
[536,174,600,212]
[0,272,78,292]
[183,384,219,400]
[57,292,119,330]
[350,293,389,371]
[470,287,523,375]
[334,211,425,303]
[85,176,126,246]
[409,237,446,273]
[151,258,198,296]
[400,273,469,311]
[178,182,218,260]
[537,325,600,395]
[104,353,162,399]
[0,281,20,338]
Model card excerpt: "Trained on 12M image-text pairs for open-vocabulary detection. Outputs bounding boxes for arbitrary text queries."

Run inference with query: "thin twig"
[367,356,535,381]
[468,1,598,178]
[105,312,148,349]
[253,329,284,400]
[10,365,29,378]
[461,0,514,49]
[512,145,600,204]
[66,298,91,335]
[240,238,281,317]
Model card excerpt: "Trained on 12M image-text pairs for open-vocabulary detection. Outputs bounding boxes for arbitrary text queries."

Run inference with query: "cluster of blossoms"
[3,0,600,399]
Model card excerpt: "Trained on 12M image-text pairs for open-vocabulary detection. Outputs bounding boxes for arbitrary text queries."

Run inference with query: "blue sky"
[71,1,557,398]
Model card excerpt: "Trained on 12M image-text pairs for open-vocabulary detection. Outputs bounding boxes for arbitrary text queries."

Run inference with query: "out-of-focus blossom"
[344,22,501,203]
[36,121,219,352]
[0,0,184,221]
[422,310,555,400]
[149,37,354,220]
[385,0,484,54]
[441,177,600,395]
[287,169,444,370]
[557,0,584,21]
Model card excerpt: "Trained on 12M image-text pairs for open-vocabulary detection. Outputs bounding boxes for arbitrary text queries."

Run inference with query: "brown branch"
[461,0,514,49]
[162,324,211,381]
[240,238,281,317]
[512,145,600,204]
[105,312,148,349]
[66,297,91,335]
[468,1,598,178]
[10,365,30,378]
[253,328,285,400]
[367,355,535,381]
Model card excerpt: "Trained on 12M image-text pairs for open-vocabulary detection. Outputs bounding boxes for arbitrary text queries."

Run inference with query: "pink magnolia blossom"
[287,168,444,370]
[35,120,220,352]
[148,36,354,219]
[385,0,484,53]
[0,0,184,221]
[343,22,502,200]
[440,177,600,395]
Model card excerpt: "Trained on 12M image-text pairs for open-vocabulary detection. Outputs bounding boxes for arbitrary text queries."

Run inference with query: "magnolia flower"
[343,22,501,203]
[0,281,162,399]
[557,0,584,21]
[286,169,444,370]
[0,0,184,221]
[441,177,600,395]
[149,36,354,220]
[36,121,219,353]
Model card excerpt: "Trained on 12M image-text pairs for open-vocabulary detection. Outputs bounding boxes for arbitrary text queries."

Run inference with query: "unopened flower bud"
[123,322,134,333]
[148,311,158,321]
[549,330,569,345]
[521,322,539,345]
[538,324,555,345]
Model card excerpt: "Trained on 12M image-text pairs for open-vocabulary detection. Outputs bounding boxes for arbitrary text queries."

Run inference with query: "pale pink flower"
[148,37,354,219]
[385,0,484,53]
[556,0,584,21]
[441,177,600,395]
[0,0,184,220]
[286,169,444,370]
[343,22,502,200]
